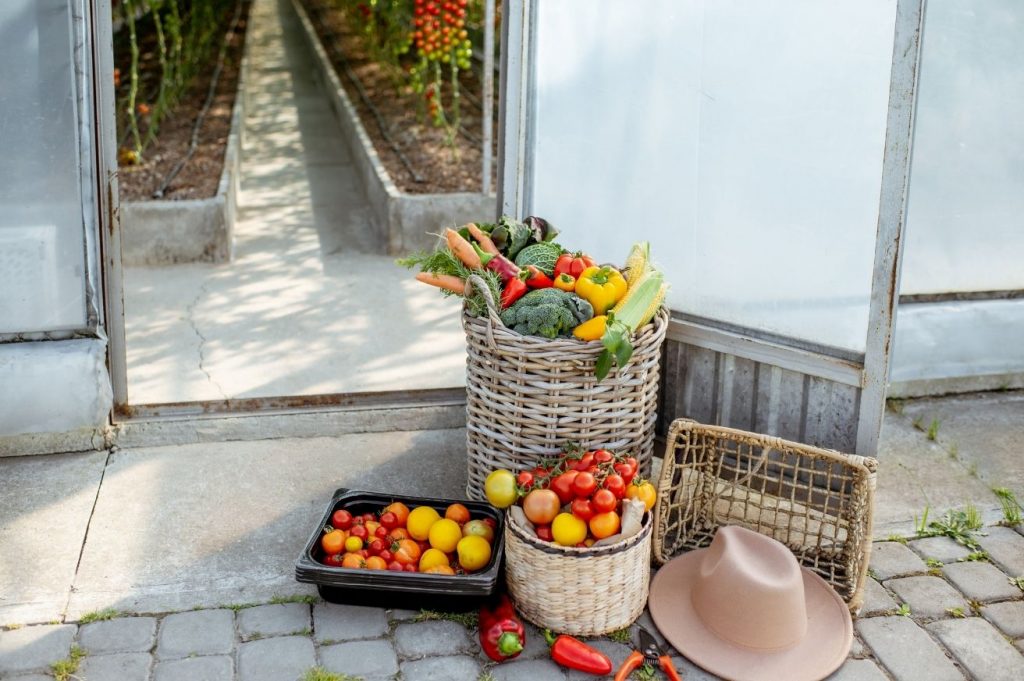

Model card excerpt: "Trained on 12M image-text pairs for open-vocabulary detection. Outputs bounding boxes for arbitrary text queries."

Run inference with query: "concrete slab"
[0,451,106,626]
[66,429,466,617]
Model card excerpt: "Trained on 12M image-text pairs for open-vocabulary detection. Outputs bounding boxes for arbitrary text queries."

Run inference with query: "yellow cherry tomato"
[407,506,441,541]
[419,548,450,572]
[457,535,492,572]
[484,469,518,509]
[428,518,462,553]
[626,481,657,511]
[551,512,588,546]
[344,535,363,553]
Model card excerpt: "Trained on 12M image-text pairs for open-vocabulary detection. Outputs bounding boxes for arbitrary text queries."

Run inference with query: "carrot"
[446,228,483,269]
[467,223,500,255]
[416,271,466,295]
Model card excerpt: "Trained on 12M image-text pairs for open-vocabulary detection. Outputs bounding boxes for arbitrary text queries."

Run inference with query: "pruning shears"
[614,626,682,681]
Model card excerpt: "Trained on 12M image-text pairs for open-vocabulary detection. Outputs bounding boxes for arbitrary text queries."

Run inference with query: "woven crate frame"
[462,275,668,500]
[653,418,878,614]
[504,511,653,636]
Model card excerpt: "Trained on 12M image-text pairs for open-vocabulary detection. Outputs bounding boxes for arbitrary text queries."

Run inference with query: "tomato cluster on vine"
[411,0,471,66]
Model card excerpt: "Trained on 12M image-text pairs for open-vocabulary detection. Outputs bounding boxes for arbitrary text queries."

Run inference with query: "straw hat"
[648,525,852,681]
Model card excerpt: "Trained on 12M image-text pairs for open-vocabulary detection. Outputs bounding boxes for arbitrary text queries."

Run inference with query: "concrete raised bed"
[292,0,495,255]
[119,30,250,266]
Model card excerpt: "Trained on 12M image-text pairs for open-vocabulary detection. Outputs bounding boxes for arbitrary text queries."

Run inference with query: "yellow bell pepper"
[575,266,627,315]
[553,273,576,292]
[573,315,607,341]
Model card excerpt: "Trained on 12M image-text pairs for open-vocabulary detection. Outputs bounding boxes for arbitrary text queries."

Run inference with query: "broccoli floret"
[499,288,594,339]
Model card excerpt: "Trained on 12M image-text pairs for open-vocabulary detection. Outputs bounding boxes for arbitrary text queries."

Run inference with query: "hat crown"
[691,526,808,650]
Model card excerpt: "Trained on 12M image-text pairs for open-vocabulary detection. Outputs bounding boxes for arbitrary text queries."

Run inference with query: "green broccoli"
[499,288,594,339]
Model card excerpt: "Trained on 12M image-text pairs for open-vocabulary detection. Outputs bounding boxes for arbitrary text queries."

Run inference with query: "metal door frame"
[498,0,926,456]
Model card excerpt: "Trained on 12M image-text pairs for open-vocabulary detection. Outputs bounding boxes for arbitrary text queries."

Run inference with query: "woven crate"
[504,512,653,636]
[653,418,878,613]
[462,275,668,500]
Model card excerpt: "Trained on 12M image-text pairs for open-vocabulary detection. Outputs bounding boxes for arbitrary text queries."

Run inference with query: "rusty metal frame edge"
[856,0,926,456]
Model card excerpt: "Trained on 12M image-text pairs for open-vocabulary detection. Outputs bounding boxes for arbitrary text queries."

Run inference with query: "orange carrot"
[416,272,466,295]
[467,223,499,255]
[446,228,483,269]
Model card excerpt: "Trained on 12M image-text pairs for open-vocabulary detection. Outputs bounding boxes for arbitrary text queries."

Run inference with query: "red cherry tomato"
[368,538,385,556]
[571,497,595,522]
[572,472,597,498]
[551,471,579,504]
[535,524,553,542]
[375,525,389,539]
[604,473,627,499]
[592,488,617,513]
[482,517,497,530]
[614,462,636,485]
[331,509,353,530]
[379,511,398,530]
[403,563,418,572]
[594,449,614,464]
[323,553,344,567]
[387,560,404,572]
[361,513,376,523]
[517,471,535,490]
[379,549,393,563]
[350,525,368,540]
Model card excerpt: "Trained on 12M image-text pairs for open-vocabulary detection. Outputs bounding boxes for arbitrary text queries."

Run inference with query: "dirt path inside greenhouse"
[123,0,465,404]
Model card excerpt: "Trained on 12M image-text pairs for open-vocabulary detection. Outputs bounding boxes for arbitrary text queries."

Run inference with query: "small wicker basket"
[653,418,878,614]
[462,275,668,501]
[504,512,654,636]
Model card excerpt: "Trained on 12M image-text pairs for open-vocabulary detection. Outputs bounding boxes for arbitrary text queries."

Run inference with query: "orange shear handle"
[659,653,683,681]
[614,650,645,681]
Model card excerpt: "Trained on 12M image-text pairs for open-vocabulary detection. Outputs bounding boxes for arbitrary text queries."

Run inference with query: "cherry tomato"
[365,520,381,536]
[603,473,627,499]
[323,553,344,567]
[535,524,553,542]
[594,449,614,464]
[379,549,393,563]
[365,556,387,570]
[523,489,560,525]
[572,472,597,498]
[517,471,535,491]
[375,525,389,539]
[361,513,376,523]
[445,503,471,525]
[570,497,595,522]
[379,511,398,529]
[341,553,365,569]
[551,471,579,504]
[387,560,404,572]
[344,535,364,553]
[552,513,588,546]
[368,538,386,556]
[482,517,497,530]
[331,509,353,530]
[592,488,617,514]
[389,527,410,541]
[392,539,422,565]
[350,525,368,540]
[614,462,636,485]
[589,511,621,539]
[626,481,657,511]
[485,469,519,509]
[463,519,495,543]
[321,529,346,555]
[384,502,411,527]
[352,516,364,526]
[403,563,418,572]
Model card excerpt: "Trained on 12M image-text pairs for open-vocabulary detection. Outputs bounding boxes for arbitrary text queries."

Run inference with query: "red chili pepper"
[479,594,525,662]
[500,273,529,309]
[544,629,612,675]
[525,265,554,289]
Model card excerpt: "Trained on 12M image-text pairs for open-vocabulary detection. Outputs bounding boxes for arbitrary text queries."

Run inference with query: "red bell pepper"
[500,272,529,309]
[544,629,613,675]
[525,265,554,289]
[479,594,525,662]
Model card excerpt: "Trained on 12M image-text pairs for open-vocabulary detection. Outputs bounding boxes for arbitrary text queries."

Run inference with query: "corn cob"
[622,241,652,288]
[611,269,665,330]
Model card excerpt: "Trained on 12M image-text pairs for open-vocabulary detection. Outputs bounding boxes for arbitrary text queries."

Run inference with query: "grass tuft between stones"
[271,594,318,606]
[414,609,479,628]
[79,608,118,623]
[50,644,86,681]
[606,627,632,644]
[303,667,363,681]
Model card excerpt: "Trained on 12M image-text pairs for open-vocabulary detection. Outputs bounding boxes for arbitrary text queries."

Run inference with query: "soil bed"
[115,1,252,201]
[302,0,498,194]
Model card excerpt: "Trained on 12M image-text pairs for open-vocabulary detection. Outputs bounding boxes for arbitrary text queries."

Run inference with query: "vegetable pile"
[319,501,496,574]
[483,445,657,547]
[399,217,668,379]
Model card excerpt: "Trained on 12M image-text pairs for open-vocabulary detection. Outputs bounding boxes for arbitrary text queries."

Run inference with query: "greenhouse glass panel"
[0,0,88,333]
[528,0,898,353]
[901,0,1024,295]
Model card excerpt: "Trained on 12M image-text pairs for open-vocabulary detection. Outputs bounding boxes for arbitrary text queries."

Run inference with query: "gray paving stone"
[487,657,567,681]
[869,542,928,581]
[859,578,898,617]
[401,654,480,681]
[156,609,235,659]
[78,617,157,654]
[319,639,398,678]
[1,674,52,681]
[943,561,1022,602]
[565,639,634,680]
[885,575,969,620]
[826,658,889,681]
[927,617,1024,681]
[78,652,152,681]
[978,526,1024,577]
[849,635,867,658]
[238,636,316,681]
[517,620,553,660]
[313,603,387,643]
[153,654,234,681]
[394,620,473,659]
[856,616,963,681]
[981,600,1024,638]
[237,603,311,641]
[389,608,419,622]
[0,624,76,675]
[909,536,974,563]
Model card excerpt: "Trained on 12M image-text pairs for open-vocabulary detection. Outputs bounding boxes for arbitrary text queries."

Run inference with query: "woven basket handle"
[463,274,505,348]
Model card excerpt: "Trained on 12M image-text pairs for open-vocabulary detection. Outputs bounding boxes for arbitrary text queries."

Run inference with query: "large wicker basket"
[653,418,878,614]
[504,512,653,636]
[462,275,669,500]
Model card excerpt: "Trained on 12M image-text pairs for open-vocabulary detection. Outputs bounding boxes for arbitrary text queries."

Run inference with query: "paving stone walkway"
[2,528,1022,681]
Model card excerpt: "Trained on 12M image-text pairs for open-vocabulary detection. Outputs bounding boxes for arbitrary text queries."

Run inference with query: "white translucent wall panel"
[0,0,88,333]
[529,0,897,353]
[901,0,1024,295]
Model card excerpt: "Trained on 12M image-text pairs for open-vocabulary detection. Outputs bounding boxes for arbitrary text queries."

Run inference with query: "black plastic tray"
[295,488,504,611]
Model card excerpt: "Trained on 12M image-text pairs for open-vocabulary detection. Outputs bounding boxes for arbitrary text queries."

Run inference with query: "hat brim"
[648,547,852,681]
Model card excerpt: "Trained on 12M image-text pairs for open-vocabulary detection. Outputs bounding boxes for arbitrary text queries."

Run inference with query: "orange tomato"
[419,548,450,572]
[589,511,621,539]
[389,527,411,541]
[393,538,422,566]
[424,565,456,575]
[364,556,387,570]
[462,519,494,543]
[625,481,657,511]
[365,520,381,536]
[522,489,560,525]
[384,502,411,527]
[321,529,346,555]
[445,503,471,524]
[341,553,365,569]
